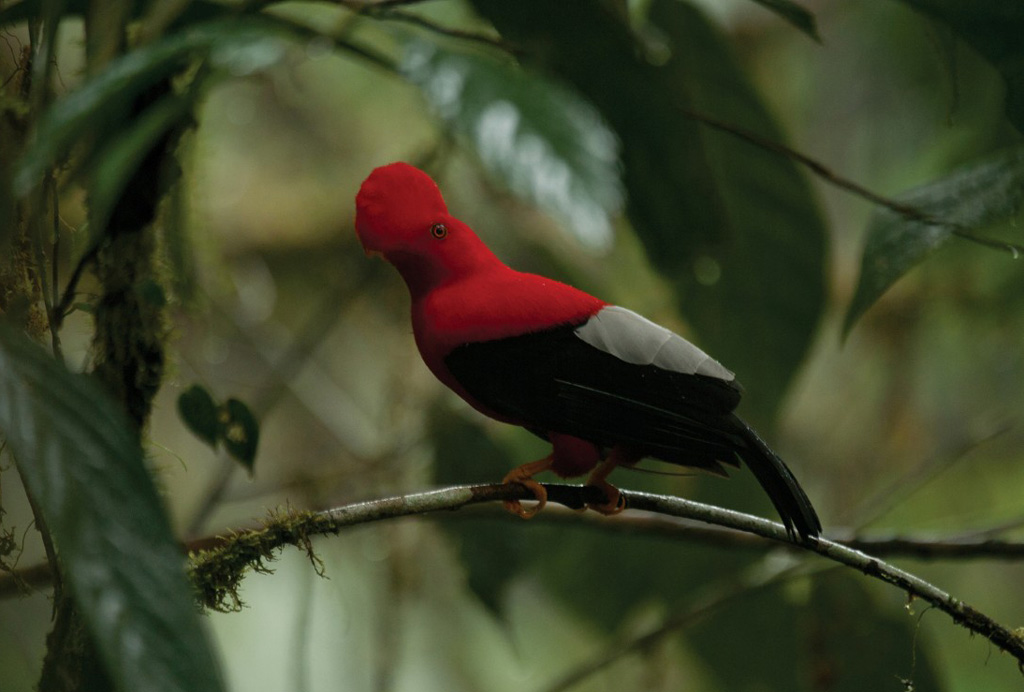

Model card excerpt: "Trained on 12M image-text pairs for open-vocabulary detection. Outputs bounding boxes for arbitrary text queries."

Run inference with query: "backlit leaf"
[401,39,623,248]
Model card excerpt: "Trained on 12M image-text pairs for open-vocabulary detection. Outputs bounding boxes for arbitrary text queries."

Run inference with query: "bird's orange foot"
[584,454,628,515]
[586,479,626,515]
[502,456,554,519]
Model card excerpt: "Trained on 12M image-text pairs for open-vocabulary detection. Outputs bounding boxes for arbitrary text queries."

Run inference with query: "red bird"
[355,162,821,540]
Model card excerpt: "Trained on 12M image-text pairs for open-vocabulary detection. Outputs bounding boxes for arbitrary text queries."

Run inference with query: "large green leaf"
[894,0,1024,132]
[401,39,623,248]
[0,325,224,692]
[844,146,1024,334]
[472,0,827,422]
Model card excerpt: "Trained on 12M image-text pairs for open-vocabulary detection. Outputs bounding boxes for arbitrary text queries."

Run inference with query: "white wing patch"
[574,305,735,381]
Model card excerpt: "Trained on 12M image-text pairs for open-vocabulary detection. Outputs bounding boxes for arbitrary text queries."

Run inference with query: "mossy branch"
[186,483,1024,672]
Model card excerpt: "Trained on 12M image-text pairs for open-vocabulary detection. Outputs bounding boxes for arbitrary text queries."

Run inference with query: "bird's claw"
[503,478,548,519]
[502,457,553,519]
[586,480,626,515]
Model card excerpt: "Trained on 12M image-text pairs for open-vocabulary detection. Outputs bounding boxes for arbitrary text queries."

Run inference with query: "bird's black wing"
[444,306,821,539]
[443,316,744,474]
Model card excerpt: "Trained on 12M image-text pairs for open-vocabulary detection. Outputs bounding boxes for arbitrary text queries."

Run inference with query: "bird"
[354,162,821,541]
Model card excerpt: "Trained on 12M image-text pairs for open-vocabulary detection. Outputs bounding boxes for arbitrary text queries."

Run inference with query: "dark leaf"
[747,0,820,41]
[0,325,224,692]
[219,397,260,472]
[844,146,1024,335]
[895,0,1024,132]
[177,383,220,448]
[400,38,623,247]
[472,0,827,423]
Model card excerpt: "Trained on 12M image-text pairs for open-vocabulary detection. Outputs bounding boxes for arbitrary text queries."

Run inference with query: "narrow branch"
[680,107,1024,257]
[438,505,1024,560]
[28,184,62,362]
[623,489,1024,667]
[182,484,1024,670]
[52,241,100,326]
[7,487,1024,588]
[5,483,1023,668]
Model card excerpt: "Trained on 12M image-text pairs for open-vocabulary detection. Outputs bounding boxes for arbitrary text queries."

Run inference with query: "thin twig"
[679,107,1024,257]
[28,183,62,362]
[52,241,100,324]
[436,505,1024,560]
[851,422,1014,529]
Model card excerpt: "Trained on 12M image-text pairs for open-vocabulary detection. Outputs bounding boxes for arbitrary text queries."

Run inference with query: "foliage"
[0,326,223,692]
[0,0,1022,691]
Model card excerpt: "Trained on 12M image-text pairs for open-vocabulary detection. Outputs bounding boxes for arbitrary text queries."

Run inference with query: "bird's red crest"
[355,162,449,253]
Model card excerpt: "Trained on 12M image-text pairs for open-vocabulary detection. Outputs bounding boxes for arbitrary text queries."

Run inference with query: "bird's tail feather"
[731,415,821,542]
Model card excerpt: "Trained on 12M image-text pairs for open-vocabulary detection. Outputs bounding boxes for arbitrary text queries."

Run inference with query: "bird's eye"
[430,223,448,239]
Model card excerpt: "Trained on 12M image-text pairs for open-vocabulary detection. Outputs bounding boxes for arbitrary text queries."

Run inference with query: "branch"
[438,506,1024,560]
[5,483,1023,670]
[181,484,1024,670]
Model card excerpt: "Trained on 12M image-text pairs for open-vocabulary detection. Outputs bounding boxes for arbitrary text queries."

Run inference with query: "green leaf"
[177,383,220,447]
[472,0,827,422]
[747,0,820,41]
[895,0,1024,132]
[219,397,260,473]
[0,325,224,692]
[14,17,294,196]
[844,146,1024,335]
[400,39,623,248]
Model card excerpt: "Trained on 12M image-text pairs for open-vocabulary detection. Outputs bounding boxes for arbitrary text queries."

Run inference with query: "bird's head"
[355,162,449,256]
[354,162,501,293]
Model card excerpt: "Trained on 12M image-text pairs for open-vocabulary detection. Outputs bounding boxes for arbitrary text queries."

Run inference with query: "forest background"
[1,1,1023,691]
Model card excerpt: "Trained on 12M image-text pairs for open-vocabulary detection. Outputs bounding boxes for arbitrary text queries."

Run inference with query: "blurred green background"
[1,0,1023,690]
